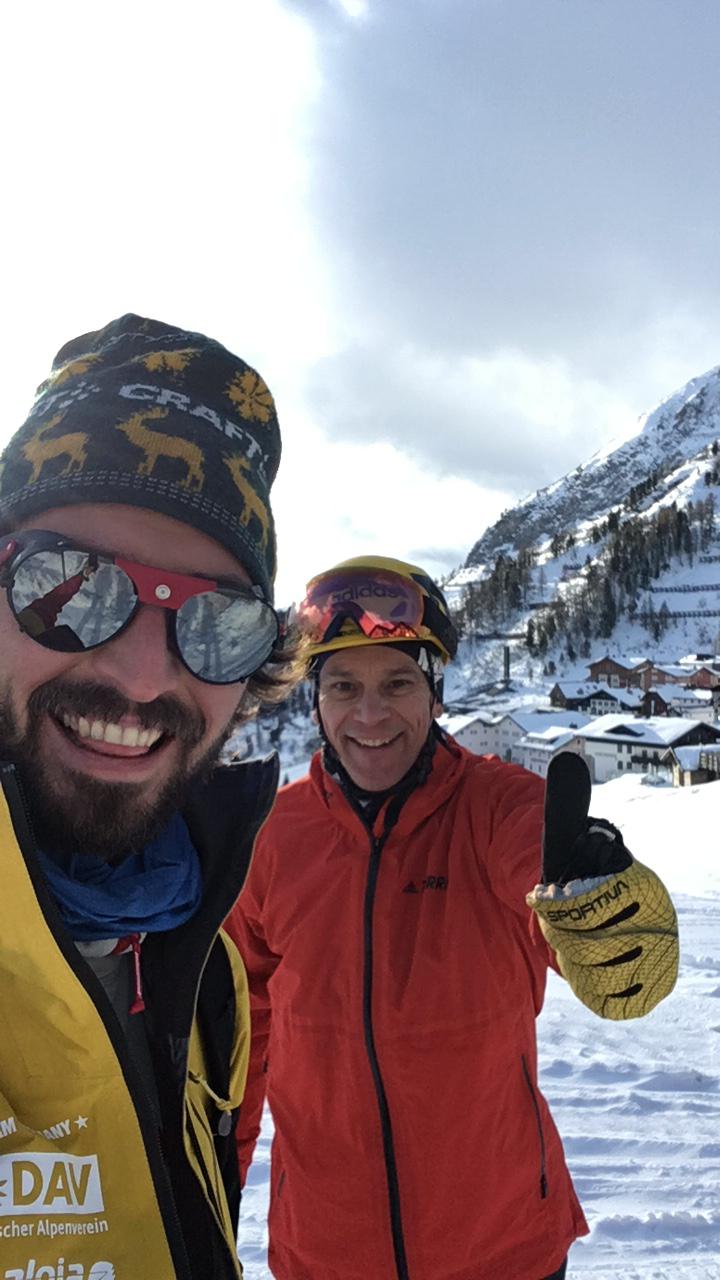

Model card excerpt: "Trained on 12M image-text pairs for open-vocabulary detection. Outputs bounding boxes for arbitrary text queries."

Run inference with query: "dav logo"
[0,1155,104,1216]
[4,1261,114,1279]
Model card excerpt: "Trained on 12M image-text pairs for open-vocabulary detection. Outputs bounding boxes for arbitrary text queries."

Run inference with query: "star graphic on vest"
[74,1115,89,1129]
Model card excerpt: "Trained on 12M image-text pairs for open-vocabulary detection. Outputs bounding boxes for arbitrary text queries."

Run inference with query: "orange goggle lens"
[294,568,426,645]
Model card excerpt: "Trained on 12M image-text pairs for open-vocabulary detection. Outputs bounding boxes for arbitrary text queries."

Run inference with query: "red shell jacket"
[226,740,588,1280]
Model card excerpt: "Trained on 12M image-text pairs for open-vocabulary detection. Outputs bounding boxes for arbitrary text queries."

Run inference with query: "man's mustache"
[28,679,206,748]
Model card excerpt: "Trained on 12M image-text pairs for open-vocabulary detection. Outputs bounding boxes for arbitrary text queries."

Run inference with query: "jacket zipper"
[362,831,411,1280]
[2,764,195,1279]
[521,1054,548,1198]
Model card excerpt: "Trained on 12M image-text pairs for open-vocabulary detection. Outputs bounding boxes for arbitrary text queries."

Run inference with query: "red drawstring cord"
[112,933,146,1015]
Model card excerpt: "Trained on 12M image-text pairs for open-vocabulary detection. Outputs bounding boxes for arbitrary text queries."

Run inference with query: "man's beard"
[0,677,237,861]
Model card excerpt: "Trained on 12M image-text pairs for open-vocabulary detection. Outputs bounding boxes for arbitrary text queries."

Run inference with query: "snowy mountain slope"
[466,364,720,567]
[440,361,720,690]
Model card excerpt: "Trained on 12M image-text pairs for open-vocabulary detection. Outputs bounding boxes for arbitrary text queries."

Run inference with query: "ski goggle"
[293,566,454,659]
[0,530,279,685]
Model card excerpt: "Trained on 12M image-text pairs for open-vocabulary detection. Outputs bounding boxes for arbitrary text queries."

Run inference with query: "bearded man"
[0,315,296,1279]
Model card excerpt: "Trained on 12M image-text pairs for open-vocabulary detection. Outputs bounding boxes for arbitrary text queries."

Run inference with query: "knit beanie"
[0,314,281,600]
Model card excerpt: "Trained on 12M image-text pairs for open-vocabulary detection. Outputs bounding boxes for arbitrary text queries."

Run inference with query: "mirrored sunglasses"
[0,530,279,685]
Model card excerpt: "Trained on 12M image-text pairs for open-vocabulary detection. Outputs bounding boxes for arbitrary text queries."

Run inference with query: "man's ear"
[431,696,443,719]
[311,707,319,725]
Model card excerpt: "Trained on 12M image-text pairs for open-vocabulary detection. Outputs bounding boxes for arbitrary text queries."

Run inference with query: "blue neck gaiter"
[36,812,203,942]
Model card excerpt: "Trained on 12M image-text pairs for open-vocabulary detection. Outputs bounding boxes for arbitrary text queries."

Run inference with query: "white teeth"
[60,714,163,749]
[352,737,394,748]
[121,725,162,748]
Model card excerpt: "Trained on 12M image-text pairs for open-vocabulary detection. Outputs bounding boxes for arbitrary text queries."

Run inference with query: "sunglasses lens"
[176,589,278,683]
[10,550,135,652]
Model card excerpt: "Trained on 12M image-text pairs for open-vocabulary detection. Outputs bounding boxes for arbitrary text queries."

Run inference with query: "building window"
[618,760,623,770]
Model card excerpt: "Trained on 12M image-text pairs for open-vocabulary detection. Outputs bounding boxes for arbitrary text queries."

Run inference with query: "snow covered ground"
[236,772,720,1279]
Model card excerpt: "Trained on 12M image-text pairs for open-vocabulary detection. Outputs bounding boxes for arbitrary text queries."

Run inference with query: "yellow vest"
[0,776,255,1280]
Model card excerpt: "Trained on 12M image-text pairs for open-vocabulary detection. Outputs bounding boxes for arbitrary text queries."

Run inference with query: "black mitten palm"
[542,753,632,885]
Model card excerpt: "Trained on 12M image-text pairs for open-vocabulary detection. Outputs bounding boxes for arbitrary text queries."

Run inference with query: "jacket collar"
[309,734,468,842]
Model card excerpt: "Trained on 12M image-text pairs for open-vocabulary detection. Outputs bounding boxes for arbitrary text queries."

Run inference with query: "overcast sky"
[2,0,719,601]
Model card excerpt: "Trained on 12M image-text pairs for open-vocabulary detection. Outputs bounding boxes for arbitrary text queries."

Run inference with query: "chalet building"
[588,686,643,716]
[661,744,720,787]
[439,710,496,755]
[553,679,643,714]
[641,687,716,723]
[684,664,720,690]
[632,661,689,691]
[482,709,590,762]
[511,729,580,779]
[587,656,637,688]
[574,715,720,784]
[588,656,720,694]
[549,681,597,711]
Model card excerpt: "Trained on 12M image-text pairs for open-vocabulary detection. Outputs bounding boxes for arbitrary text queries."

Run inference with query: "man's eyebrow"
[323,663,421,678]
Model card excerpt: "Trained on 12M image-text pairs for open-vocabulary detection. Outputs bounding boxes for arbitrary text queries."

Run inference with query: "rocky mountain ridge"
[464,364,720,569]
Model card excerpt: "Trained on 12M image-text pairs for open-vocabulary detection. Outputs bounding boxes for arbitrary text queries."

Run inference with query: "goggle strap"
[321,611,356,646]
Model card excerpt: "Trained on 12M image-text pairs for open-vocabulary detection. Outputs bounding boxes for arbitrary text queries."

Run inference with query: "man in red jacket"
[227,555,678,1280]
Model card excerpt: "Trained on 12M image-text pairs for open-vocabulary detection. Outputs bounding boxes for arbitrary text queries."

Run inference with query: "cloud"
[271,414,513,603]
[306,343,638,489]
[268,0,720,595]
[286,0,720,397]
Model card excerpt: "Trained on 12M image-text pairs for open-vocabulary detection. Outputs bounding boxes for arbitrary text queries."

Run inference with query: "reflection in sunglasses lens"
[12,551,137,652]
[177,591,276,682]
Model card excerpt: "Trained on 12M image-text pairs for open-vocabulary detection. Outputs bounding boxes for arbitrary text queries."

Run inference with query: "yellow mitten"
[527,859,678,1020]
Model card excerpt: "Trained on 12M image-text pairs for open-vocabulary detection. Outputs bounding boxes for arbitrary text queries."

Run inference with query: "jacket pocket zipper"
[521,1055,548,1199]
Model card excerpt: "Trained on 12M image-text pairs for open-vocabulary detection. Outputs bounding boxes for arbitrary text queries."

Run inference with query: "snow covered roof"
[588,653,635,670]
[661,744,720,771]
[554,680,641,706]
[577,714,717,747]
[439,711,495,736]
[552,680,598,697]
[503,709,591,732]
[647,685,713,704]
[665,746,703,772]
[593,687,644,707]
[516,729,577,753]
[671,688,713,704]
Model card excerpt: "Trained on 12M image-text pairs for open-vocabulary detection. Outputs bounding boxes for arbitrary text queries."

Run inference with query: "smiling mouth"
[347,733,401,749]
[55,712,167,755]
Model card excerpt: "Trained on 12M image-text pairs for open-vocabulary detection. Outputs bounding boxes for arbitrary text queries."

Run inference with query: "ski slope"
[236,773,720,1279]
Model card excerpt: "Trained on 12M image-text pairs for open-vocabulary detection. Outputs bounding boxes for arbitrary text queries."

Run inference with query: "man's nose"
[354,687,389,724]
[87,604,183,702]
